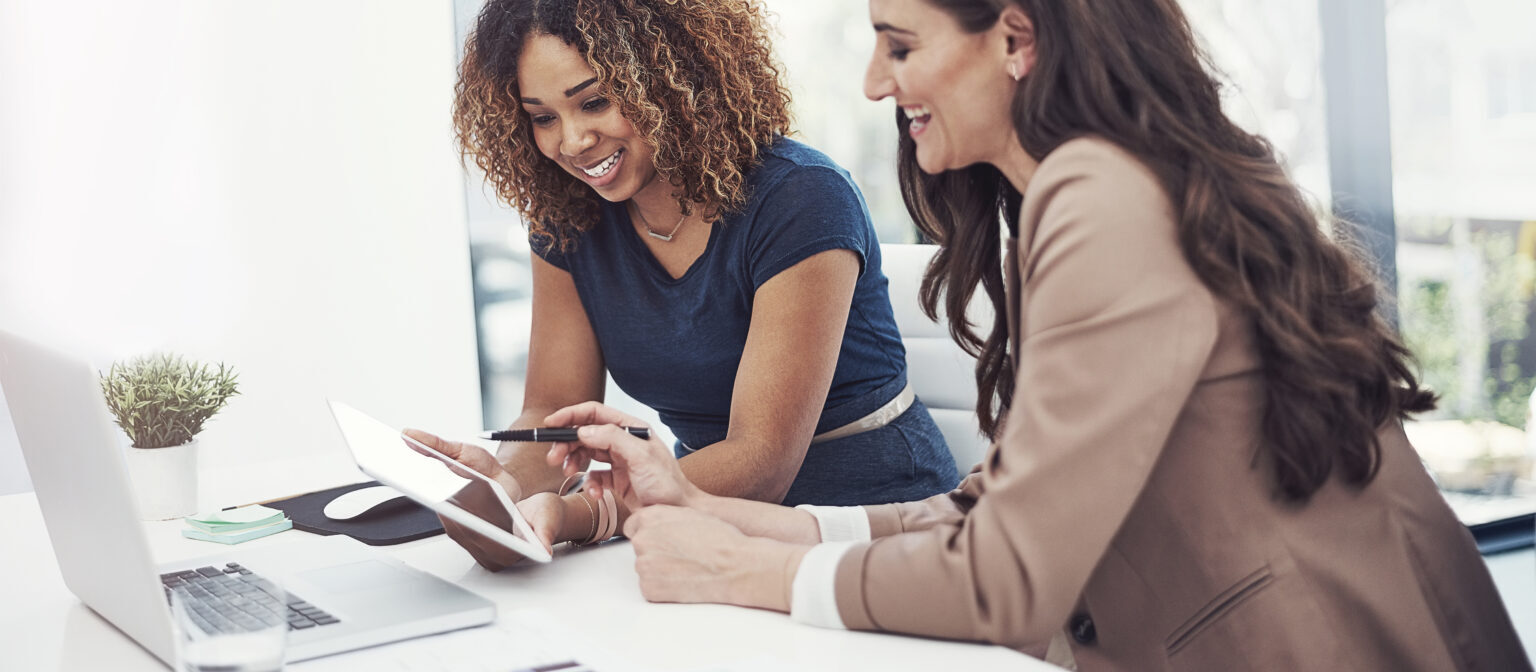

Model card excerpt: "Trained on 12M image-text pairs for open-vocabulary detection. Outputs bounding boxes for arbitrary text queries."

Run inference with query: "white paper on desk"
[289,609,635,672]
[186,505,285,526]
[681,657,793,672]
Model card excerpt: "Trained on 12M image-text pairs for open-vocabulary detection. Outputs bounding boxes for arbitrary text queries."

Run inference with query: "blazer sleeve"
[829,139,1220,649]
[861,467,985,538]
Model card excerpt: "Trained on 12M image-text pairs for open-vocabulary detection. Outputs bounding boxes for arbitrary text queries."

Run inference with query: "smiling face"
[517,33,664,203]
[863,0,1021,174]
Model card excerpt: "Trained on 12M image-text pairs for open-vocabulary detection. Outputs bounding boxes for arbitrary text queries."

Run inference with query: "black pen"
[478,427,651,442]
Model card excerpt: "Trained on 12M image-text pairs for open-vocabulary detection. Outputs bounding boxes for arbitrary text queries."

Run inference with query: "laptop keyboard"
[161,562,341,633]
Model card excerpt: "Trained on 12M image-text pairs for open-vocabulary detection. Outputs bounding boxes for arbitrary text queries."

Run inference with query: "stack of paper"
[182,505,292,544]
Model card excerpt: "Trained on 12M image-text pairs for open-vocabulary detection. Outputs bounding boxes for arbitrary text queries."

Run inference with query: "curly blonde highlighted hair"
[454,0,793,250]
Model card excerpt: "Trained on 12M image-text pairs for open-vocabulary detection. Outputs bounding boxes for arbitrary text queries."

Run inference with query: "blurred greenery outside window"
[1388,0,1536,525]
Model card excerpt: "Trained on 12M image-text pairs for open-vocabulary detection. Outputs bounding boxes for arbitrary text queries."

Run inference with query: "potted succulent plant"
[100,353,239,520]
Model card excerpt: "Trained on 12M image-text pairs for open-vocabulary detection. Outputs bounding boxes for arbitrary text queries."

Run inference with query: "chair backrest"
[881,243,990,472]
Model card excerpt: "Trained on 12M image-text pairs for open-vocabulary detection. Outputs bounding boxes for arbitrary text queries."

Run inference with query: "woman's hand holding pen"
[543,402,802,611]
[406,403,714,572]
[543,402,701,511]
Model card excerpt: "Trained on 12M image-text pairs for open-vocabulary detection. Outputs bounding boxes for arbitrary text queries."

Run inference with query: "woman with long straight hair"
[545,0,1531,669]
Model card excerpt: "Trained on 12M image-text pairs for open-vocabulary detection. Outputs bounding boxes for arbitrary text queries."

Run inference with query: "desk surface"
[0,460,1054,672]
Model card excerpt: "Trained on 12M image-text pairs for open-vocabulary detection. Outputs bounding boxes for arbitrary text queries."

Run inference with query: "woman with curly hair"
[405,0,960,569]
[531,0,1530,669]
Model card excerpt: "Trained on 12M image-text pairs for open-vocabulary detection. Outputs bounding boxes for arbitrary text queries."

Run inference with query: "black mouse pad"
[264,480,444,546]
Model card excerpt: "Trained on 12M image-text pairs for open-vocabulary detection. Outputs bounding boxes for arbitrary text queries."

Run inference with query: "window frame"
[1322,0,1533,552]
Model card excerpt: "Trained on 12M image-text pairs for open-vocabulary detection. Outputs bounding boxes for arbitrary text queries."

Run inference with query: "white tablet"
[327,400,553,563]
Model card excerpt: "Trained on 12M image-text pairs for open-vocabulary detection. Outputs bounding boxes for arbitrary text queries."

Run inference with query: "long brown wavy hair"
[454,0,793,250]
[907,0,1436,501]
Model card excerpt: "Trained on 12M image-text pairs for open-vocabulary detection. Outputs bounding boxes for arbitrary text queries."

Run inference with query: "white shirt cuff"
[794,505,871,543]
[789,541,856,630]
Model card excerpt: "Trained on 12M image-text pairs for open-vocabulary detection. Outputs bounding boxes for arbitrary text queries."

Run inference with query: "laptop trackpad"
[297,560,414,594]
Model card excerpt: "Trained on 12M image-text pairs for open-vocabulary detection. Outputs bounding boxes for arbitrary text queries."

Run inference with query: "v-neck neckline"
[616,203,719,284]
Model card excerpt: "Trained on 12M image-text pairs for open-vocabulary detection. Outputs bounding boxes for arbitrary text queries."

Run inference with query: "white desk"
[0,460,1055,672]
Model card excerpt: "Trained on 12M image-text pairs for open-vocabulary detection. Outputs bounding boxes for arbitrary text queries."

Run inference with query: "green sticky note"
[184,505,287,534]
[181,519,293,545]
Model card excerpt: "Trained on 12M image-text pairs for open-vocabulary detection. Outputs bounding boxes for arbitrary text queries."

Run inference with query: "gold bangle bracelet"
[558,471,586,496]
[572,491,598,546]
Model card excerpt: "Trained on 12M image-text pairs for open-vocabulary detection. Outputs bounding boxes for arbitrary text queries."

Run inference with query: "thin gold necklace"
[630,202,687,242]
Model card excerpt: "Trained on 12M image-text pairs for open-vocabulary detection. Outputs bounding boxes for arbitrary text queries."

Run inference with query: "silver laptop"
[0,329,495,666]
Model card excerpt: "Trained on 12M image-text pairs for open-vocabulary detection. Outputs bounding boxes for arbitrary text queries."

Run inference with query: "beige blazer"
[832,138,1529,671]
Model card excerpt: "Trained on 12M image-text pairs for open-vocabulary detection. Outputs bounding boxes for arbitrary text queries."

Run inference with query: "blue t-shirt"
[534,137,958,505]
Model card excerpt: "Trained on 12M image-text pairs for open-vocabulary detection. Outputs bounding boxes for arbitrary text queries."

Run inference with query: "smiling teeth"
[903,106,931,119]
[582,150,622,177]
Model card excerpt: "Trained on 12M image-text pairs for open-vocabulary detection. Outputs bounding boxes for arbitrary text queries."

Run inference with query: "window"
[1179,0,1332,206]
[1485,51,1536,120]
[770,0,914,242]
[453,0,534,429]
[1389,0,1536,527]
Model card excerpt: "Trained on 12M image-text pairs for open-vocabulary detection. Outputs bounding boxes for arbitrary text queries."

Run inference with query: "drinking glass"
[168,579,288,672]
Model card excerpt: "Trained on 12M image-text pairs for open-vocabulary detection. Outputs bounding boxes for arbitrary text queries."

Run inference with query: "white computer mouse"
[322,484,408,521]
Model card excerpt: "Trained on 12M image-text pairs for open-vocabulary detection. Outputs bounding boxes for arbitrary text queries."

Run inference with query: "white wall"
[0,0,482,494]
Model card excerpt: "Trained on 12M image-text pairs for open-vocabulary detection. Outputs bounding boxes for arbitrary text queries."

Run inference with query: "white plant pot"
[125,439,199,520]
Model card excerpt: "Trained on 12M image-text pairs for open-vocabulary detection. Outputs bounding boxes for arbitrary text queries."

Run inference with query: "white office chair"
[881,243,991,473]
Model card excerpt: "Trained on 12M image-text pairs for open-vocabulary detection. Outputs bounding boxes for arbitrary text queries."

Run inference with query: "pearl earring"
[1007,62,1023,82]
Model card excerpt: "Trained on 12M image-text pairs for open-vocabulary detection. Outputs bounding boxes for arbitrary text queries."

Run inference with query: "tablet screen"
[326,400,552,563]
